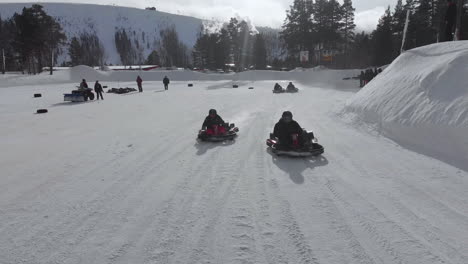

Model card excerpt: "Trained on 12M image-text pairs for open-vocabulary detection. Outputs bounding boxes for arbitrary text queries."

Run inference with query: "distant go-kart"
[286,86,299,93]
[64,88,95,102]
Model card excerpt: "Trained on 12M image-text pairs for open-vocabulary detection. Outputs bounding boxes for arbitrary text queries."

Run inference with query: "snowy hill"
[0,2,205,65]
[345,41,468,171]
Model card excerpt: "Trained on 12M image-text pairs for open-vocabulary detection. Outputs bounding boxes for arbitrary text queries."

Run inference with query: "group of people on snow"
[274,82,298,92]
[136,75,170,92]
[201,109,312,149]
[359,68,383,88]
[78,75,171,99]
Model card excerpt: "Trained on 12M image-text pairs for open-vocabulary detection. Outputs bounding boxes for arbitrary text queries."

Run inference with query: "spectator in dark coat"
[359,71,365,87]
[163,76,170,90]
[94,81,104,100]
[136,76,143,92]
[445,0,457,41]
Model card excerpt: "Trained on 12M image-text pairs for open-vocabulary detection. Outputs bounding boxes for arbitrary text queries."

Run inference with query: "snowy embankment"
[345,41,468,171]
[0,65,359,89]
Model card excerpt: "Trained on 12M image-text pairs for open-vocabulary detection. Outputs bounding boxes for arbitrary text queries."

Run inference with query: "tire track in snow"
[0,127,192,264]
[324,176,448,264]
[268,179,320,264]
[183,117,262,264]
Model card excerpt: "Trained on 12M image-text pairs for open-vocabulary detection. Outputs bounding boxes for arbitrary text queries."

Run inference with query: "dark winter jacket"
[202,115,225,129]
[287,83,296,90]
[274,84,283,91]
[446,3,457,25]
[136,76,143,84]
[163,77,170,85]
[94,83,103,92]
[80,81,88,89]
[273,119,303,145]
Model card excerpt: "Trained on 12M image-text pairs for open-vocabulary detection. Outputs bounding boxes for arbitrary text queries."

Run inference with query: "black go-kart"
[266,131,324,157]
[198,123,239,142]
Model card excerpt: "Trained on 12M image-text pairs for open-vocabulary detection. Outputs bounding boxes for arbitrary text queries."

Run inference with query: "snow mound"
[345,41,468,171]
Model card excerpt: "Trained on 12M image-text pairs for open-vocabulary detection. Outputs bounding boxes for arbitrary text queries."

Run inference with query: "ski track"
[1,81,467,264]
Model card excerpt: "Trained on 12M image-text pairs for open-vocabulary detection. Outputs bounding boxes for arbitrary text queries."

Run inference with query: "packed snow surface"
[1,66,467,263]
[346,41,468,171]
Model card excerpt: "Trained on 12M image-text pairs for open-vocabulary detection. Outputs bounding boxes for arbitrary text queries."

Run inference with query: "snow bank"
[1,66,360,89]
[345,41,468,171]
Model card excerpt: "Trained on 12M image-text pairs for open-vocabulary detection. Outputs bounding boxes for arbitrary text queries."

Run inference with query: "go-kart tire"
[233,85,239,88]
[36,109,48,114]
[188,84,193,87]
[89,93,95,100]
[34,93,42,98]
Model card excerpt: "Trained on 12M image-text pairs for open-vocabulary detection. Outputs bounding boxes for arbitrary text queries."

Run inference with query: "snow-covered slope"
[345,41,468,171]
[0,3,204,65]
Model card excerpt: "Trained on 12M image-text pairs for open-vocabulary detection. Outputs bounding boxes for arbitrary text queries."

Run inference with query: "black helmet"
[282,111,293,118]
[209,109,217,115]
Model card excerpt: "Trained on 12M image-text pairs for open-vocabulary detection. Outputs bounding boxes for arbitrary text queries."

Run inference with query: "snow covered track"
[1,80,467,264]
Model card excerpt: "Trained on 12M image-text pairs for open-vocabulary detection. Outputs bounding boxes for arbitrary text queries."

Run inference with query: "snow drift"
[345,41,468,171]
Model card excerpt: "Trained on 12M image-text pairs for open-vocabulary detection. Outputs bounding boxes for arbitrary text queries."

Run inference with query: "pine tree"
[341,0,356,67]
[145,50,160,65]
[281,0,314,55]
[392,0,406,56]
[12,5,66,74]
[253,34,267,69]
[68,37,81,66]
[372,7,394,66]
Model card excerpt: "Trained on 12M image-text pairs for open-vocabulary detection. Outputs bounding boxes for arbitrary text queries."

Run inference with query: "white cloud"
[355,6,387,32]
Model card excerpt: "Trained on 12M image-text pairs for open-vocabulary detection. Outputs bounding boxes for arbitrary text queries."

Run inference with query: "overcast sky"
[0,0,398,31]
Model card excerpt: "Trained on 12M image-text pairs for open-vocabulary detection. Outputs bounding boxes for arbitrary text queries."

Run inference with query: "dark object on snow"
[286,82,299,93]
[107,87,138,94]
[249,87,254,90]
[163,76,170,90]
[188,83,193,87]
[36,109,48,114]
[34,93,42,98]
[94,81,104,100]
[268,112,323,157]
[198,123,239,142]
[80,79,88,89]
[202,110,225,129]
[103,86,108,89]
[233,85,239,88]
[273,112,304,147]
[273,83,285,93]
[267,131,324,157]
[64,88,95,102]
[137,75,143,92]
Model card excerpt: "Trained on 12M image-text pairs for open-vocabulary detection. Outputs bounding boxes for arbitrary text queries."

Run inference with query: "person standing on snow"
[136,75,143,92]
[94,81,104,100]
[163,76,170,90]
[445,0,457,41]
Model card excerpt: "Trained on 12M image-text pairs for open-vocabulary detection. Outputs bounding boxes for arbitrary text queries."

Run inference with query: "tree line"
[280,0,468,69]
[192,18,271,71]
[0,4,66,74]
